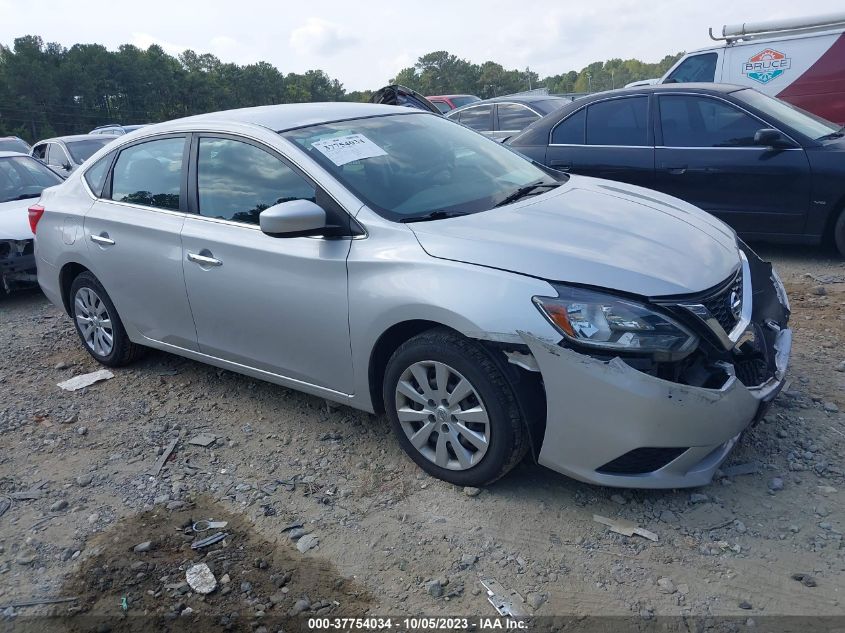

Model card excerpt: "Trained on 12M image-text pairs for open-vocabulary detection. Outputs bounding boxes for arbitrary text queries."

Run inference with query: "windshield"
[0,138,30,153]
[450,96,480,108]
[66,138,112,163]
[283,113,558,221]
[735,89,840,140]
[0,156,62,203]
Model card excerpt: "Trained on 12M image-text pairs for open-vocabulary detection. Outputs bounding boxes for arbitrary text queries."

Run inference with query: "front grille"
[734,357,769,387]
[597,447,688,475]
[701,269,743,334]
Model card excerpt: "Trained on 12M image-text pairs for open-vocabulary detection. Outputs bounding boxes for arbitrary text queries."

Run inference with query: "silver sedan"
[32,103,791,488]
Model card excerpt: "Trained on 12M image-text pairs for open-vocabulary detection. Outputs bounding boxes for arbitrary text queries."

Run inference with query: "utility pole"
[526,67,532,91]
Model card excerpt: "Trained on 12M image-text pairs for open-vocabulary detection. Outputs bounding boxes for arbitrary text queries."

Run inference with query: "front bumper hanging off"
[522,248,791,489]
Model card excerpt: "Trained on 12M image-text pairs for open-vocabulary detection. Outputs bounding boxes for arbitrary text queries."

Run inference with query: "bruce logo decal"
[742,48,792,84]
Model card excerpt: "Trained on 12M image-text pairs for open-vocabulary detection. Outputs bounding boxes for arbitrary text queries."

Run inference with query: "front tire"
[69,272,143,367]
[382,328,528,486]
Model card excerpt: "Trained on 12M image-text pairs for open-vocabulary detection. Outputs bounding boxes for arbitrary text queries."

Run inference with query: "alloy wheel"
[394,360,490,470]
[74,287,114,357]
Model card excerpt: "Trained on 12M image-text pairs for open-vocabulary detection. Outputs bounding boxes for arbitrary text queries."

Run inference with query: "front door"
[180,135,354,393]
[654,94,811,235]
[83,135,198,349]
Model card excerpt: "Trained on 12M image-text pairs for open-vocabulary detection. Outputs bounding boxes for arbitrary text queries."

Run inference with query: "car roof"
[427,94,476,99]
[582,82,747,99]
[0,151,31,158]
[36,134,114,144]
[150,102,416,134]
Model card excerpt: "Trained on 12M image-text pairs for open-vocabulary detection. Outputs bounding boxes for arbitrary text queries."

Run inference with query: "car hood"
[408,176,740,297]
[0,199,34,240]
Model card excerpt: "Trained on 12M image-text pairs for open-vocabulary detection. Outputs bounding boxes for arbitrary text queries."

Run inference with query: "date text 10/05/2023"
[307,617,529,630]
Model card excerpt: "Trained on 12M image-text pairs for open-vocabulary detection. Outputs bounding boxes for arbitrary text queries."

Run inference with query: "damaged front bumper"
[1,239,37,293]
[519,247,791,489]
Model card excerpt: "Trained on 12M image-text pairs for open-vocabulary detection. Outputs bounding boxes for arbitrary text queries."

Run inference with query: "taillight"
[28,204,45,234]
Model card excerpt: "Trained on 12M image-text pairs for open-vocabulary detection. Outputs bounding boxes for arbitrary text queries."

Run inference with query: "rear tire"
[69,272,143,367]
[382,328,528,487]
[834,208,845,258]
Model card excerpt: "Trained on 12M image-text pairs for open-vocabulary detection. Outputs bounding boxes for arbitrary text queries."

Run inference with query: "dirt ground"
[0,243,843,630]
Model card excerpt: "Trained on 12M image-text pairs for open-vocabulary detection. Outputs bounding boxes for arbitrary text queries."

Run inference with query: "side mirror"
[63,163,72,171]
[754,128,792,149]
[259,199,326,236]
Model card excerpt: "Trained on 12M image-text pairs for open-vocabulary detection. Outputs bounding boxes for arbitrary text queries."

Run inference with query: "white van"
[654,12,845,124]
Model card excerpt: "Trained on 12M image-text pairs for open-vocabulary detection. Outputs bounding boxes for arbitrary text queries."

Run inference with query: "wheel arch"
[58,262,91,315]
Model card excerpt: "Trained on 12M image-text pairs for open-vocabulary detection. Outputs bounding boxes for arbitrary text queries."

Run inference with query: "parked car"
[33,102,791,488]
[507,83,845,256]
[0,152,63,292]
[31,135,116,176]
[89,124,149,136]
[426,94,481,113]
[637,12,845,123]
[370,85,442,114]
[446,95,568,141]
[0,136,31,153]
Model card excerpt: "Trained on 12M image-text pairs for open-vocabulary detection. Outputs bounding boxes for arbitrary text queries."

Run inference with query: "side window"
[497,104,540,131]
[432,101,451,114]
[551,108,586,144]
[457,105,492,131]
[659,95,762,147]
[586,97,648,146]
[47,144,68,168]
[110,137,184,210]
[197,137,316,225]
[84,152,113,197]
[666,53,718,83]
[32,144,47,160]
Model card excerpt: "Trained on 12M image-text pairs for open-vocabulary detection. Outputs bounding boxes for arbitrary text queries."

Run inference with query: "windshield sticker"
[310,134,388,166]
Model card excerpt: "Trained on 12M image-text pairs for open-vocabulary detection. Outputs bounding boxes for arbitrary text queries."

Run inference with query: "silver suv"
[32,103,792,488]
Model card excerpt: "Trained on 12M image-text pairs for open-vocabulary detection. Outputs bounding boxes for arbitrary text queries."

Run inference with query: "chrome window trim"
[655,92,802,148]
[98,197,188,218]
[548,143,652,149]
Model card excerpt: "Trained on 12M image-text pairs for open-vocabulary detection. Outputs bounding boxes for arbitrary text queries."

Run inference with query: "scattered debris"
[187,433,217,447]
[149,437,179,476]
[133,541,153,553]
[425,579,444,598]
[57,369,114,391]
[191,532,228,549]
[791,573,818,587]
[0,496,9,519]
[463,486,482,497]
[657,578,677,594]
[721,462,760,477]
[0,597,78,609]
[186,563,217,594]
[192,520,228,532]
[593,514,659,541]
[479,577,527,617]
[297,533,319,553]
[739,600,753,610]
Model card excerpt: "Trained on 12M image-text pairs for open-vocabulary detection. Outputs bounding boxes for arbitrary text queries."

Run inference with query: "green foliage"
[0,35,685,142]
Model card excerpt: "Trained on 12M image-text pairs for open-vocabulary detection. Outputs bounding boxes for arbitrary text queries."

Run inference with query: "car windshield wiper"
[494,181,559,208]
[817,126,845,140]
[399,210,472,223]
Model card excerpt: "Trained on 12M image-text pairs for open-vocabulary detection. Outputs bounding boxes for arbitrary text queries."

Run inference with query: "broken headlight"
[533,286,698,359]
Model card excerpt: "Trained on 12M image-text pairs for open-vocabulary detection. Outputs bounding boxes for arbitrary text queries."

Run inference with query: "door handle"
[90,233,115,246]
[665,166,687,175]
[187,252,223,267]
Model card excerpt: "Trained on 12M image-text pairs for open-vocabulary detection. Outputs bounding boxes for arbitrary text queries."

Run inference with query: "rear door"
[547,95,655,188]
[180,134,354,393]
[83,134,198,350]
[654,93,811,235]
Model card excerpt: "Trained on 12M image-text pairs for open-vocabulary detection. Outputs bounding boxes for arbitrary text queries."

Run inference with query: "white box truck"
[631,12,845,124]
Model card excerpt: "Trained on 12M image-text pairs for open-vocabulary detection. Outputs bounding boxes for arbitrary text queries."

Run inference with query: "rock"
[657,578,676,594]
[288,528,306,540]
[823,402,839,413]
[289,598,310,615]
[739,601,753,610]
[610,494,626,505]
[220,574,231,585]
[186,563,217,594]
[425,579,444,598]
[153,494,170,505]
[835,361,845,372]
[240,581,253,593]
[768,477,784,491]
[76,426,88,436]
[15,550,36,565]
[133,541,153,553]
[460,553,477,568]
[734,520,747,534]
[463,486,481,497]
[676,584,689,595]
[689,493,709,504]
[811,285,827,296]
[815,504,830,518]
[180,607,194,617]
[55,362,69,370]
[50,499,68,512]
[659,510,678,523]
[791,572,817,587]
[527,592,548,609]
[76,474,93,487]
[296,533,319,553]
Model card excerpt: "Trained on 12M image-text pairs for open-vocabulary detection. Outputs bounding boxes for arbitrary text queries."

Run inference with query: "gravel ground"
[0,244,843,629]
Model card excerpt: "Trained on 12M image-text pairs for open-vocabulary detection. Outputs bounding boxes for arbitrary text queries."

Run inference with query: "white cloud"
[130,32,188,56]
[289,17,358,57]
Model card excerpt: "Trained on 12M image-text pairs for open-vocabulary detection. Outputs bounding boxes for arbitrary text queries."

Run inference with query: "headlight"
[533,286,698,358]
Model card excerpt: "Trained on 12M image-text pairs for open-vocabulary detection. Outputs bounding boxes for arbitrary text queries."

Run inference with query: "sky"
[0,0,842,90]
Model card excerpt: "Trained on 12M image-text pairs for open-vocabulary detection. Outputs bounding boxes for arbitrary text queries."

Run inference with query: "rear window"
[84,153,113,197]
[66,138,113,164]
[551,108,586,144]
[450,96,480,108]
